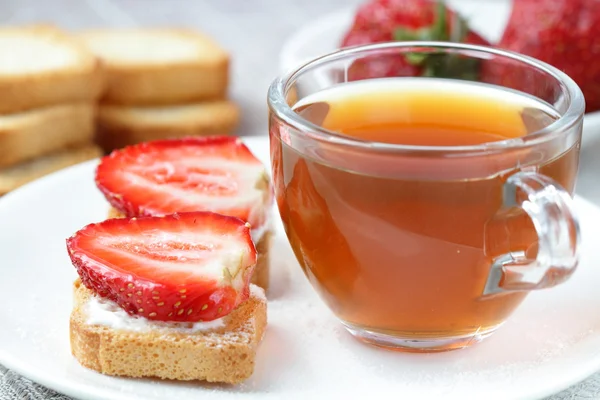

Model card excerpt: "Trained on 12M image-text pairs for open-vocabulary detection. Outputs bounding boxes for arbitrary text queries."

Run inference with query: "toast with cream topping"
[70,280,267,383]
[67,212,267,383]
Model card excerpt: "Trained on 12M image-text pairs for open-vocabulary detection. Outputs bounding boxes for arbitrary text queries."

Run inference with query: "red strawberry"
[487,0,600,113]
[66,212,257,322]
[341,0,491,80]
[95,136,272,229]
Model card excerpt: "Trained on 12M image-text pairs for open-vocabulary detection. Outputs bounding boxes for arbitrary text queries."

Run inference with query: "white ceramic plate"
[2,136,600,400]
[278,0,600,143]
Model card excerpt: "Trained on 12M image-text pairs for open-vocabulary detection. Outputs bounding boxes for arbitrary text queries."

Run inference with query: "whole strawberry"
[341,0,490,80]
[494,0,600,113]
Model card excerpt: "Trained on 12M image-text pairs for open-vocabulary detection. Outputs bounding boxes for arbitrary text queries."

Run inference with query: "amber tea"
[271,78,580,347]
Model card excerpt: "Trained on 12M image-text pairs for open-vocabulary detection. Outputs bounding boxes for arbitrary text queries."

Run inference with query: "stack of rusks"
[0,25,239,195]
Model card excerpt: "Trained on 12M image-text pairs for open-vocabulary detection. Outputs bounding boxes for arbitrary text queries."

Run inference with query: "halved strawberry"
[66,212,257,322]
[95,136,271,229]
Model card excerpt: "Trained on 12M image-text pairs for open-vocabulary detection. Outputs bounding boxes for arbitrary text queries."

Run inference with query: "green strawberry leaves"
[393,0,481,80]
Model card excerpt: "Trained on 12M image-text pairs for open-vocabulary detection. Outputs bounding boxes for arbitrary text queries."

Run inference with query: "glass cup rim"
[267,41,585,154]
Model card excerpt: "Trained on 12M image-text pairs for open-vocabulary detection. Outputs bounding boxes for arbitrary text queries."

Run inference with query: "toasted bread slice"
[107,207,272,290]
[95,100,240,152]
[0,25,103,114]
[0,144,101,195]
[70,280,267,384]
[0,103,96,168]
[79,29,229,105]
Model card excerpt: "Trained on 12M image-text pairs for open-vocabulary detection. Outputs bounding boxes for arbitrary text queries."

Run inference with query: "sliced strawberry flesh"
[67,212,257,322]
[95,136,271,229]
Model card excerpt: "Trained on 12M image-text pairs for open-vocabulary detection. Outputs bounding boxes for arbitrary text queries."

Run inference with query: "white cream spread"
[249,284,267,302]
[86,295,225,333]
[251,212,272,243]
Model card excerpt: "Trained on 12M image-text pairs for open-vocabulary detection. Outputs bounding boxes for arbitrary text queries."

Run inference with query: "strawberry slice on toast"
[66,212,257,322]
[95,136,271,229]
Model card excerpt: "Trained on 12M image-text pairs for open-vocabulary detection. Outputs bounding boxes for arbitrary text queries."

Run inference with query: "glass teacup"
[268,42,584,352]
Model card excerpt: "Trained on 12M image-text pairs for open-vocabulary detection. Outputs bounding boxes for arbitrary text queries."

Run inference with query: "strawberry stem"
[392,0,480,80]
[393,0,451,42]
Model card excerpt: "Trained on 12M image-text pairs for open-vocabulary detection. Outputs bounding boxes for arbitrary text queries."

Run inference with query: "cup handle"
[483,171,581,295]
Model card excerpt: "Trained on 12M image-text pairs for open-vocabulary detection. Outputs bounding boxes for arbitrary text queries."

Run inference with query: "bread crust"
[0,103,96,168]
[0,144,101,195]
[97,60,228,105]
[107,207,271,290]
[0,26,104,114]
[79,29,229,105]
[70,280,267,384]
[95,101,240,152]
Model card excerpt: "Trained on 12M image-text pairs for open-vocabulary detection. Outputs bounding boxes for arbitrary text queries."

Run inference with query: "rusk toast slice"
[95,100,239,152]
[254,231,273,291]
[0,144,102,195]
[70,280,267,384]
[0,103,96,168]
[0,25,103,114]
[79,29,229,105]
